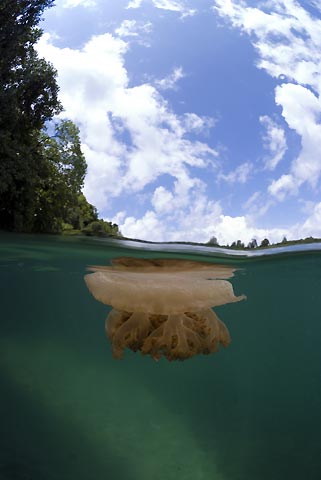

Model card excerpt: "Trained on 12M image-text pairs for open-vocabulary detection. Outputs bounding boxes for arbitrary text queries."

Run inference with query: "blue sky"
[38,0,321,244]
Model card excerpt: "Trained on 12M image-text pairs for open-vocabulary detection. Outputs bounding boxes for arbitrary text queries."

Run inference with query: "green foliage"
[260,238,270,248]
[207,236,218,246]
[82,220,121,237]
[61,222,74,232]
[0,0,62,231]
[33,120,89,233]
[51,120,87,193]
[65,193,98,231]
[247,238,258,249]
[230,239,245,249]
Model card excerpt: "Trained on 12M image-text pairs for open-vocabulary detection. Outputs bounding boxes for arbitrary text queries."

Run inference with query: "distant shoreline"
[1,229,321,251]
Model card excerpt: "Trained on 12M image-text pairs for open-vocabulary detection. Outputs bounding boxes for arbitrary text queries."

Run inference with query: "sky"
[38,0,321,244]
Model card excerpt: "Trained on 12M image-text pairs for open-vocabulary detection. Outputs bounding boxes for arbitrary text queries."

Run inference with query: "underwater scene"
[1,233,321,480]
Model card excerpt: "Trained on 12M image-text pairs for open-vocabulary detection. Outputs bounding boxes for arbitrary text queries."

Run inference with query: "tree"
[66,193,98,231]
[207,236,219,246]
[260,238,270,248]
[33,120,88,232]
[0,0,62,231]
[51,120,87,194]
[248,238,258,249]
[82,220,121,237]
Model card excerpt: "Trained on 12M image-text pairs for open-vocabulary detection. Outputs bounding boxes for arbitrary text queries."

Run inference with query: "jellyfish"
[84,257,246,361]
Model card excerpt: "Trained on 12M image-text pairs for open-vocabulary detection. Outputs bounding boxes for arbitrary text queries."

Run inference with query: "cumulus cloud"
[213,0,321,200]
[36,32,218,216]
[270,83,321,198]
[118,195,222,243]
[36,3,321,244]
[118,194,289,245]
[151,186,174,214]
[260,115,287,170]
[120,210,166,241]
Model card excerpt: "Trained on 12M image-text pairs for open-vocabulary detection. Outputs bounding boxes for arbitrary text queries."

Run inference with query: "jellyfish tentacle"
[105,309,130,340]
[200,309,231,350]
[183,309,231,353]
[110,311,152,358]
[142,314,204,361]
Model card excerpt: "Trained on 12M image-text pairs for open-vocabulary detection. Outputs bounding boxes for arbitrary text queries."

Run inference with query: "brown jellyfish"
[84,257,246,361]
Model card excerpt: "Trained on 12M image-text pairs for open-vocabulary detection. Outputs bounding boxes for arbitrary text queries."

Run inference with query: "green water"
[0,233,320,480]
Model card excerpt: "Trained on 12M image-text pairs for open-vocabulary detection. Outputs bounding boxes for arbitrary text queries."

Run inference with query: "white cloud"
[118,194,289,245]
[151,186,174,214]
[153,0,196,17]
[126,0,143,8]
[213,0,321,201]
[275,83,321,136]
[61,0,96,8]
[286,200,321,240]
[37,3,321,244]
[268,173,298,200]
[243,191,275,218]
[213,215,286,245]
[298,202,321,238]
[260,115,287,170]
[119,193,321,245]
[270,83,321,198]
[182,112,216,133]
[120,211,166,241]
[299,198,316,215]
[156,66,185,90]
[118,196,221,243]
[36,33,218,214]
[219,162,252,184]
[126,0,196,17]
[243,191,261,211]
[115,20,152,39]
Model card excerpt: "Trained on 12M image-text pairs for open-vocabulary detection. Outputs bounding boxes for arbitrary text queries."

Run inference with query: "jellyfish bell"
[84,257,246,361]
[84,267,244,315]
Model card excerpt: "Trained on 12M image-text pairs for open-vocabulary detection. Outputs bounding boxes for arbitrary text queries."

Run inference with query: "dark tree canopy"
[0,0,62,231]
[260,238,270,247]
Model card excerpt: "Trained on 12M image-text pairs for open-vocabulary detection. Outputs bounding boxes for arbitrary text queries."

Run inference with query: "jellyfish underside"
[85,257,246,361]
[106,307,231,361]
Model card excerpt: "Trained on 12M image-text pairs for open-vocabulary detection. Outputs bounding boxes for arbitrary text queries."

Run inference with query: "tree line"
[0,0,121,238]
[207,237,273,249]
[206,235,321,249]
